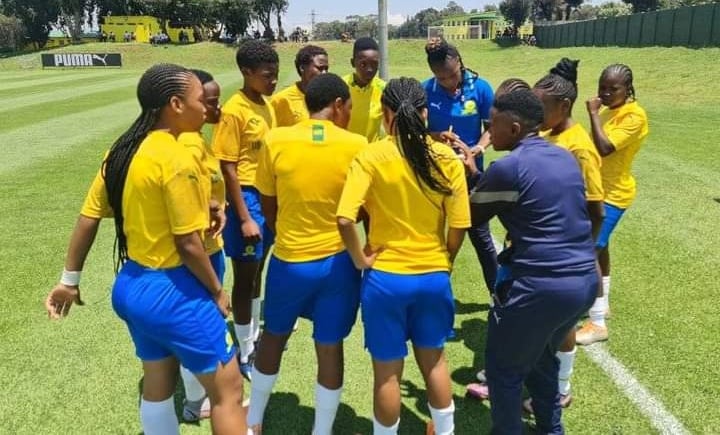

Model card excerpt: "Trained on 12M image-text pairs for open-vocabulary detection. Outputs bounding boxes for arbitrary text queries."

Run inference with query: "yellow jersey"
[271,83,308,127]
[337,137,470,274]
[542,123,604,202]
[180,132,225,254]
[80,131,210,269]
[255,119,367,262]
[211,90,276,186]
[343,74,386,142]
[599,101,649,208]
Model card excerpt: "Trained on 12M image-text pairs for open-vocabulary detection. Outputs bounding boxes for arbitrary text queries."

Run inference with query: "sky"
[283,0,496,30]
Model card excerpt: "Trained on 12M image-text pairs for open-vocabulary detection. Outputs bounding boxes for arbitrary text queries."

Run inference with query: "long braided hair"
[382,77,451,196]
[103,63,193,271]
[601,63,636,101]
[534,58,580,113]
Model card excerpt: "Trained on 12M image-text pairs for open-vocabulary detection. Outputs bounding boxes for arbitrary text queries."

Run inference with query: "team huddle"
[45,36,649,435]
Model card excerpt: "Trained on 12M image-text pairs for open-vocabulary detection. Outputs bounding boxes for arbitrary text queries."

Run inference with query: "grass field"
[1,40,719,434]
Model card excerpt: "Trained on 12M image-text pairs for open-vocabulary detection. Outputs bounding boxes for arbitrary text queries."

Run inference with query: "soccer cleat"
[238,351,255,382]
[576,322,608,345]
[182,396,211,422]
[466,382,489,400]
[522,394,573,414]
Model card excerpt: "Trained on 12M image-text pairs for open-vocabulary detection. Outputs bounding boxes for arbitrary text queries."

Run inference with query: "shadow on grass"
[262,392,373,434]
[454,298,491,315]
[449,316,489,386]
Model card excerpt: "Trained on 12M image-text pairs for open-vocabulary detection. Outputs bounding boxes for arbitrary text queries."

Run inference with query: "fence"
[534,3,720,48]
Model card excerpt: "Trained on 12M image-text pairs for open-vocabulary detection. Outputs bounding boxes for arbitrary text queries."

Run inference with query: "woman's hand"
[586,97,603,114]
[46,284,84,320]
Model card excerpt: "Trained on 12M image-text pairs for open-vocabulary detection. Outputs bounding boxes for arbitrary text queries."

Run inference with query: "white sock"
[603,275,611,305]
[556,348,576,396]
[428,401,455,435]
[251,298,262,341]
[247,369,278,427]
[313,384,342,435]
[234,322,255,363]
[588,276,609,329]
[372,416,399,434]
[140,397,179,435]
[179,366,206,402]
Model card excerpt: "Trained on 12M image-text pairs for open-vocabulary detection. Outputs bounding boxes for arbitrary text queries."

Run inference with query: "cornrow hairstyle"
[601,63,636,100]
[496,78,530,98]
[304,73,349,114]
[295,45,327,76]
[103,63,193,271]
[493,88,545,133]
[353,37,379,57]
[190,68,214,85]
[534,58,580,110]
[381,77,452,196]
[236,39,279,70]
[424,38,479,86]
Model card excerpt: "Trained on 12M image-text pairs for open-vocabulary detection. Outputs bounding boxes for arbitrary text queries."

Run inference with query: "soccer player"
[178,68,228,422]
[337,77,470,435]
[343,37,386,142]
[45,64,246,434]
[271,45,329,127]
[523,58,604,411]
[467,89,597,433]
[577,64,649,345]
[422,38,498,295]
[247,73,367,435]
[212,40,278,380]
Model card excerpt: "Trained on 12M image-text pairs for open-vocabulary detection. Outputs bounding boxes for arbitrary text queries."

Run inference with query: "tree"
[442,1,465,16]
[394,7,441,39]
[564,0,584,19]
[571,4,599,20]
[622,0,659,12]
[533,0,563,21]
[312,20,346,40]
[484,4,499,12]
[58,0,93,41]
[0,14,24,51]
[597,1,633,17]
[210,0,252,38]
[1,0,61,47]
[499,0,532,28]
[250,0,287,40]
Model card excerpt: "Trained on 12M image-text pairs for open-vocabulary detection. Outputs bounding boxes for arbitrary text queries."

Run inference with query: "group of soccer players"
[45,35,648,435]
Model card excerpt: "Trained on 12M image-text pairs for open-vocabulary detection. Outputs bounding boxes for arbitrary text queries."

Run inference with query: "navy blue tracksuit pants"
[467,163,499,292]
[485,271,597,434]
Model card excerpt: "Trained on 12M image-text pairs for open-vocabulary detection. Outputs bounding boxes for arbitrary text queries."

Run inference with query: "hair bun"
[550,58,579,85]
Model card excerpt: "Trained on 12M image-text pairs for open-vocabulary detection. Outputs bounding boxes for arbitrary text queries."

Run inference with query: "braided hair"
[534,58,580,112]
[496,78,530,98]
[190,68,214,85]
[295,45,327,76]
[103,63,193,270]
[382,77,451,196]
[601,63,636,101]
[424,38,479,83]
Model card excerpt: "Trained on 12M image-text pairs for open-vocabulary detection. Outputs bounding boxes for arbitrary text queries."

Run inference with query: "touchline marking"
[581,343,689,434]
[488,236,688,432]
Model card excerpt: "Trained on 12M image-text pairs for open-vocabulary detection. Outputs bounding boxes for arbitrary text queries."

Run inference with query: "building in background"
[428,12,533,41]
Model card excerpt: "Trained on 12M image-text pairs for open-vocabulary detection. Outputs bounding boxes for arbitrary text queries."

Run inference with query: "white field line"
[489,236,688,433]
[582,343,690,435]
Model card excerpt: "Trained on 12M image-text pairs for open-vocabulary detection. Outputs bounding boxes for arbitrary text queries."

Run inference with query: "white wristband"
[60,269,81,286]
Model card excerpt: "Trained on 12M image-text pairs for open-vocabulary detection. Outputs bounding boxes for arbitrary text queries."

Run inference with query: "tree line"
[0,0,289,49]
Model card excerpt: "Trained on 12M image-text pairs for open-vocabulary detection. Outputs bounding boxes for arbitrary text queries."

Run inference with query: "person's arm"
[587,200,604,241]
[219,160,260,244]
[470,130,491,156]
[442,154,471,266]
[586,97,615,157]
[174,232,229,317]
[446,227,466,265]
[45,215,101,319]
[469,157,518,225]
[260,195,278,235]
[337,217,379,270]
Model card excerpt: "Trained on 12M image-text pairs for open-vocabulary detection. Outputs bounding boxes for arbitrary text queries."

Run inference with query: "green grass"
[1,40,719,434]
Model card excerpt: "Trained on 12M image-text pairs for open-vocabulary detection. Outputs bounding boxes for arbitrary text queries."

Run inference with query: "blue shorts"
[223,186,274,261]
[263,251,361,344]
[111,260,235,374]
[361,269,454,361]
[596,202,626,249]
[209,250,226,283]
